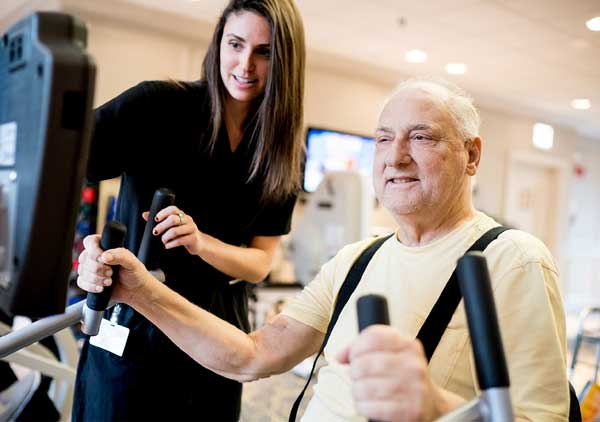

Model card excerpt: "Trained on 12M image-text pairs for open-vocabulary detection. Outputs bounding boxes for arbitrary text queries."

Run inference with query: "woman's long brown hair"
[202,0,305,204]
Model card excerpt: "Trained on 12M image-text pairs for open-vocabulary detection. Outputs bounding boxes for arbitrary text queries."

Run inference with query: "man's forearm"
[124,276,261,381]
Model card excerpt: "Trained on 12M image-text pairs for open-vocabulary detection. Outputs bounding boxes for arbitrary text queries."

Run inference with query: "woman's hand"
[76,234,153,303]
[145,206,206,256]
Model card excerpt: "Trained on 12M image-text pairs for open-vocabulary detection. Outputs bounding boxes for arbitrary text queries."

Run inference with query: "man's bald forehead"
[381,77,480,142]
[383,87,446,111]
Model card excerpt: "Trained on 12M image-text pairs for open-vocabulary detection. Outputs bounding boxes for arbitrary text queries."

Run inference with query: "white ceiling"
[124,0,600,140]
[3,0,600,139]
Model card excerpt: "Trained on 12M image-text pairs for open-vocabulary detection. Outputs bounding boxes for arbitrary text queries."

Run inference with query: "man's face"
[373,90,474,220]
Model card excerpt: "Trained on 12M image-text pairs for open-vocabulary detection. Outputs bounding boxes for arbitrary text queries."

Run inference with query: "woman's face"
[220,10,272,105]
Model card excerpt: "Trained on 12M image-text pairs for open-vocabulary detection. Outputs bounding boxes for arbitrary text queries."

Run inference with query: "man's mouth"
[388,177,419,184]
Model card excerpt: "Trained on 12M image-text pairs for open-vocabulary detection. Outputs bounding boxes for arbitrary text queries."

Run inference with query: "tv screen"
[0,12,95,317]
[303,127,375,193]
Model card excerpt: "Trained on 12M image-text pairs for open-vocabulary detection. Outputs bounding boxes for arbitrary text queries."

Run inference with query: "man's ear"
[466,137,482,176]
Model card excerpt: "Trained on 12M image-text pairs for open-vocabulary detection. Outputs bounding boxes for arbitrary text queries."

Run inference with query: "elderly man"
[77,78,568,421]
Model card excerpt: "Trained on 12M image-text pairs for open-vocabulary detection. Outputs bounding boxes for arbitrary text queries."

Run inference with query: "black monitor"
[303,127,375,193]
[0,12,95,317]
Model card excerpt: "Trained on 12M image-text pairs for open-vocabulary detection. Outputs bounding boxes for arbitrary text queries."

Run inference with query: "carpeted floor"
[241,370,312,422]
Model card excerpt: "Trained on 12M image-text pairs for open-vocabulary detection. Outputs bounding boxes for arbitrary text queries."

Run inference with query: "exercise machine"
[0,12,176,419]
[0,11,95,318]
[291,170,372,285]
[0,11,95,419]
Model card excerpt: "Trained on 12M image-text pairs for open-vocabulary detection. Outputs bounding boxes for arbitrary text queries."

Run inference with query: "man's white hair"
[391,77,480,142]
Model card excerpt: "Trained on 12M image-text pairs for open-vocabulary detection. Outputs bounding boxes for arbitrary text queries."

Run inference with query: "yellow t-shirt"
[282,211,568,421]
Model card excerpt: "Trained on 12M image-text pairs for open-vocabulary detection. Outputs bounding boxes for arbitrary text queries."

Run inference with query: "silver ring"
[177,211,185,225]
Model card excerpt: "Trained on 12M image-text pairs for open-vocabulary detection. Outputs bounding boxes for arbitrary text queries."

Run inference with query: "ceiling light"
[586,17,600,31]
[571,99,591,110]
[532,123,554,150]
[445,63,467,75]
[405,49,427,63]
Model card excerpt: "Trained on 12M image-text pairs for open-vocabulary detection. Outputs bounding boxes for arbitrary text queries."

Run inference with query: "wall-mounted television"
[303,127,375,193]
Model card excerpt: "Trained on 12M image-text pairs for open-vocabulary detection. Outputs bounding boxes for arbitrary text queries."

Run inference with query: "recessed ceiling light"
[571,99,591,110]
[586,17,600,31]
[532,123,554,150]
[405,49,427,63]
[445,63,467,75]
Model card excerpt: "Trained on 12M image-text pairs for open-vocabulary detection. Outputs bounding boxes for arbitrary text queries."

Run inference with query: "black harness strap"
[417,226,509,360]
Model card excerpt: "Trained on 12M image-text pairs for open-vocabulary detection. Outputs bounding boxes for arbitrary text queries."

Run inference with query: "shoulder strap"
[324,234,394,349]
[288,233,393,422]
[417,226,509,360]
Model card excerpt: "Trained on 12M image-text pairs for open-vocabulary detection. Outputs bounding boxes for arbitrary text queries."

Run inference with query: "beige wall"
[87,19,205,106]
[304,68,388,135]
[477,108,582,217]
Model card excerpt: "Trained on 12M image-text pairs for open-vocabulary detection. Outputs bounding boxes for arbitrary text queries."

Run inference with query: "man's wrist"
[431,384,466,419]
[149,269,166,283]
[124,272,157,307]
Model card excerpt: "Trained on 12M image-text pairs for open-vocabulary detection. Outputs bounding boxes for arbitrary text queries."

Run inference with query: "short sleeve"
[87,82,152,182]
[251,193,298,236]
[280,256,337,334]
[280,239,371,334]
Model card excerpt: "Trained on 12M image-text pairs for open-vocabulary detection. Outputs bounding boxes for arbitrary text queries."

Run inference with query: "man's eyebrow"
[224,33,270,48]
[375,126,395,134]
[408,124,434,132]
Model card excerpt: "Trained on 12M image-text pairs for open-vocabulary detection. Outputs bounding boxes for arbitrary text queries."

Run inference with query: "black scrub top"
[73,80,296,421]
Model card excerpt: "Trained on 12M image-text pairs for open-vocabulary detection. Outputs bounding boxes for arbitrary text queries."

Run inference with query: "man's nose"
[385,138,412,166]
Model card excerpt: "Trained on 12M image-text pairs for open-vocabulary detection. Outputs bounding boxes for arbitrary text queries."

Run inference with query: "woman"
[73,0,305,420]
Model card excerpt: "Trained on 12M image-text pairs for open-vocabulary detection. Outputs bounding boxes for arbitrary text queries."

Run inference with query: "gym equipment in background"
[569,306,600,420]
[291,170,372,285]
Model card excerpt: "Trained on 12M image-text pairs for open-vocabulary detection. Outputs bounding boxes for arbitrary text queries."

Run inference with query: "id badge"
[89,318,130,357]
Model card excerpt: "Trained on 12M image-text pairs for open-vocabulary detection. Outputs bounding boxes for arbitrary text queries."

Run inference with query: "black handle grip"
[137,188,176,269]
[357,294,390,331]
[86,221,127,311]
[356,294,389,422]
[457,252,510,390]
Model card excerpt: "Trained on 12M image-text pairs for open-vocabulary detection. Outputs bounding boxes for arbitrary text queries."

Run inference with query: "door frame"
[503,150,570,264]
